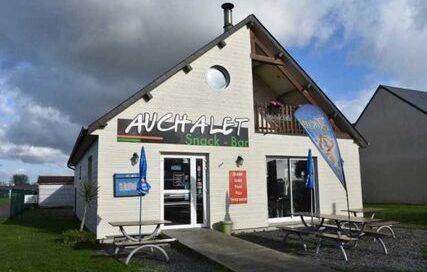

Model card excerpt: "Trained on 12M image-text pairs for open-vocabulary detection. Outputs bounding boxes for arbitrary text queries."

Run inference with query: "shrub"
[63,229,96,248]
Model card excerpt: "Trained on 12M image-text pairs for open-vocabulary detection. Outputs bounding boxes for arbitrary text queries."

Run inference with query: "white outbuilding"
[37,176,75,207]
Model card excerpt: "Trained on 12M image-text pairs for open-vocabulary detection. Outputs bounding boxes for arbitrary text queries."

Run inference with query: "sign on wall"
[117,112,249,147]
[113,173,140,197]
[229,170,247,204]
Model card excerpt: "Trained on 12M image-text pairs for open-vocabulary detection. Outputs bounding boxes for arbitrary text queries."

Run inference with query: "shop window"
[206,65,230,90]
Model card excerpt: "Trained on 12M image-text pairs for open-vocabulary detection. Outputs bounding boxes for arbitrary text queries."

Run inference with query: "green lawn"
[0,208,142,272]
[0,197,9,205]
[364,203,427,226]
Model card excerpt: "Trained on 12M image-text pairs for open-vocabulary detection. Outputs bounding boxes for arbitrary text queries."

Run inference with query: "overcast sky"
[0,0,426,182]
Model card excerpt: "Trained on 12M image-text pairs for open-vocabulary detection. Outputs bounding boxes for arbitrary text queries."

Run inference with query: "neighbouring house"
[355,85,427,204]
[37,176,75,207]
[67,5,367,240]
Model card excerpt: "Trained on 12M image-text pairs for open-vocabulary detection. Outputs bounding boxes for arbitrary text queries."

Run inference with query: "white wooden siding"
[74,141,99,233]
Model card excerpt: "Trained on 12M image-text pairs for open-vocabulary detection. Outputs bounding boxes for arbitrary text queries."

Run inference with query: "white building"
[68,6,367,240]
[37,176,75,207]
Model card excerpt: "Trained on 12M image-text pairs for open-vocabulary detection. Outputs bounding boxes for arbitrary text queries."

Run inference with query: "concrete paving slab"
[164,228,335,272]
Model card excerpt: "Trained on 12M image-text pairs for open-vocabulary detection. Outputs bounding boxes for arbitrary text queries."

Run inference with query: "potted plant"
[267,100,284,115]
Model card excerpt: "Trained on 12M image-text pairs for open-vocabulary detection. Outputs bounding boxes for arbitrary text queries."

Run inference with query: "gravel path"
[103,243,227,272]
[237,226,427,272]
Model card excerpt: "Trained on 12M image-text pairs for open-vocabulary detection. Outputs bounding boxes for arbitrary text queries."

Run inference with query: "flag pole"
[310,189,313,225]
[341,160,351,235]
[138,195,142,241]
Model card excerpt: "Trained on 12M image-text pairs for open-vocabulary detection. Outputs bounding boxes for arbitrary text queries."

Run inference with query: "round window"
[206,65,230,90]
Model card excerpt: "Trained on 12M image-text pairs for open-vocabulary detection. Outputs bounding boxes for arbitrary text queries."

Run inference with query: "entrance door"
[161,155,207,228]
[267,157,316,223]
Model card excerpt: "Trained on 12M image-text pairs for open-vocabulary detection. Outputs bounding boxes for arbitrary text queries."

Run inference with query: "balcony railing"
[254,102,306,135]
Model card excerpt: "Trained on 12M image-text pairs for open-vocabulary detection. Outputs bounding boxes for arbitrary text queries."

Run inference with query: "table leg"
[300,216,324,231]
[119,226,140,242]
[336,220,365,238]
[377,225,396,238]
[125,245,169,265]
[143,223,163,241]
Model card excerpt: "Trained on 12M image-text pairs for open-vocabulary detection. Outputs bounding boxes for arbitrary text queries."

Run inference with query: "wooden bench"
[315,232,359,262]
[277,226,317,250]
[368,221,399,238]
[113,238,176,264]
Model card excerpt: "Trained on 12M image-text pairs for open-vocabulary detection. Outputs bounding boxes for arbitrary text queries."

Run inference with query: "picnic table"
[109,220,176,264]
[341,207,384,218]
[292,212,380,235]
[341,208,398,237]
[284,212,390,261]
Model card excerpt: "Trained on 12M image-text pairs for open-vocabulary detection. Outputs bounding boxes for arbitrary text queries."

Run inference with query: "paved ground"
[165,228,334,272]
[102,243,225,272]
[237,226,427,272]
[0,203,10,218]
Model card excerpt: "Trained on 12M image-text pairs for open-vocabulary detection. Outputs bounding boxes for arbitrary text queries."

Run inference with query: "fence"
[9,189,37,218]
[254,102,306,135]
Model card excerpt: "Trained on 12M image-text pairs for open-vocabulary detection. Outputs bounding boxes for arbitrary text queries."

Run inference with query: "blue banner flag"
[294,105,346,190]
[137,146,151,196]
[306,149,315,190]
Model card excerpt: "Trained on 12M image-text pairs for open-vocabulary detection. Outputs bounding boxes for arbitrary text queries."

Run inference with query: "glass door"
[161,155,207,228]
[267,157,316,223]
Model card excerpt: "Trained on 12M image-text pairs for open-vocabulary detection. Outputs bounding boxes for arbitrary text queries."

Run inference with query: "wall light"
[235,156,244,167]
[130,152,139,166]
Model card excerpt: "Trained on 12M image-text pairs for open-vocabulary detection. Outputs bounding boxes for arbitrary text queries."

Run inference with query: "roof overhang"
[67,127,97,168]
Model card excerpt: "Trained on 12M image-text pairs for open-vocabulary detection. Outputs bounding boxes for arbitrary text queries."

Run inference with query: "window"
[87,156,93,182]
[206,65,230,90]
[78,165,82,180]
[266,157,317,219]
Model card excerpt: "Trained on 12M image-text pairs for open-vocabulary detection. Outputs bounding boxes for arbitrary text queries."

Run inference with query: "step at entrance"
[164,228,334,272]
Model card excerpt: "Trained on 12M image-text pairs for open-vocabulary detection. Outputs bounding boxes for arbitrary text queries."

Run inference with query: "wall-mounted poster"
[229,170,247,204]
[113,173,140,197]
[172,173,184,187]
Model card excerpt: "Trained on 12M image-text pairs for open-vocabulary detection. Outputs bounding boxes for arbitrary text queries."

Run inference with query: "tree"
[79,180,99,232]
[10,174,29,186]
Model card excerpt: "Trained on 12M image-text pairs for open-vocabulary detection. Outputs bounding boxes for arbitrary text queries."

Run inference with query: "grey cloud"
[1,0,427,166]
[0,1,230,162]
[0,1,227,128]
[4,101,80,153]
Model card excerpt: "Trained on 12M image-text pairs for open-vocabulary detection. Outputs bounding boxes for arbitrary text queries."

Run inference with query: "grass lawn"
[364,203,427,226]
[0,208,142,272]
[423,247,427,260]
[0,197,9,205]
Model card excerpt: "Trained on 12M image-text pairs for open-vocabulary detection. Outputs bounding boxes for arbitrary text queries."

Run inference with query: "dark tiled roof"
[382,85,427,114]
[37,176,74,185]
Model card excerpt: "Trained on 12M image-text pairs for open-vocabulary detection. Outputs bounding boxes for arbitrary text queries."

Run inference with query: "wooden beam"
[250,30,256,55]
[251,54,285,66]
[329,118,343,134]
[251,34,318,106]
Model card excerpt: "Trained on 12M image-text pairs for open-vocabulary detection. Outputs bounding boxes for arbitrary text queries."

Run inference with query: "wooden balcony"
[254,102,306,135]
